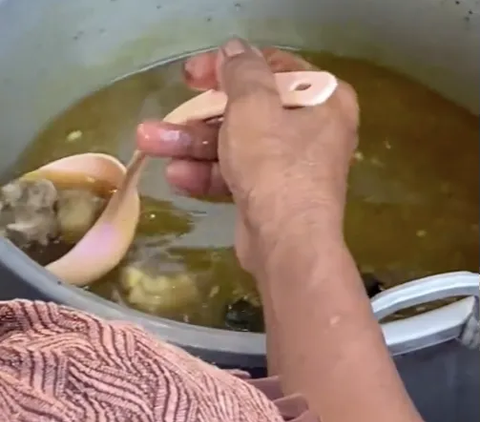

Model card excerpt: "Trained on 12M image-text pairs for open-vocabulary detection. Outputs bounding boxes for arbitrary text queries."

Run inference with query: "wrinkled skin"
[136,41,358,275]
[134,40,423,422]
[136,48,328,198]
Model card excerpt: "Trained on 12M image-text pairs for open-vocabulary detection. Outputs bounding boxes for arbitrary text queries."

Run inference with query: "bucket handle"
[371,271,479,354]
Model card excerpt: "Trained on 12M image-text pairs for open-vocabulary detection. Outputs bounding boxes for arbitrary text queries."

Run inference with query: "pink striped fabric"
[0,300,317,422]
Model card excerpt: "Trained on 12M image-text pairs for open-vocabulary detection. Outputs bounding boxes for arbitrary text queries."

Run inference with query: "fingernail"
[137,121,160,142]
[222,37,247,57]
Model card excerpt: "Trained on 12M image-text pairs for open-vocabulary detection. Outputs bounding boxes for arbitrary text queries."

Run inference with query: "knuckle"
[228,79,281,118]
[191,128,217,160]
[226,94,282,137]
[338,81,358,108]
[319,80,359,130]
[263,48,317,72]
[230,87,277,112]
[337,81,360,125]
[224,53,265,75]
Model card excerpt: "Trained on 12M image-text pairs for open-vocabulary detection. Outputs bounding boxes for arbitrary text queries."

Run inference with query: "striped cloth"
[0,300,317,422]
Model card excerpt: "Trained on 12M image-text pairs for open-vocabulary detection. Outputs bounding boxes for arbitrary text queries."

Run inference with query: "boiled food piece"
[56,189,105,243]
[223,298,264,332]
[120,265,200,317]
[0,179,59,246]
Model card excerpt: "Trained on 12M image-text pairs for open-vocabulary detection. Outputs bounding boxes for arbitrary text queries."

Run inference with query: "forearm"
[257,212,423,422]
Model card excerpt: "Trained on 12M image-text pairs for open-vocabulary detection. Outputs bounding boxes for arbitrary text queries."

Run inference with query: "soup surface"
[6,50,479,330]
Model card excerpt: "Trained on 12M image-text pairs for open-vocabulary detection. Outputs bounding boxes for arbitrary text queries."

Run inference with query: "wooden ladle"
[19,71,338,286]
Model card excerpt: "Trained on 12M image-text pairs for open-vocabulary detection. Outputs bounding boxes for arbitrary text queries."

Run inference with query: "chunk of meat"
[120,265,200,317]
[1,178,105,247]
[1,178,57,210]
[56,189,105,242]
[0,179,59,246]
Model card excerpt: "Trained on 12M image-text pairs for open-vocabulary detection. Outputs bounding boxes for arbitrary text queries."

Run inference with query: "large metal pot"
[0,1,479,419]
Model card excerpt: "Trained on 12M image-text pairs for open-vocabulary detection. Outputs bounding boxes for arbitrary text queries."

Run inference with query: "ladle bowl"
[14,70,338,286]
[22,153,141,286]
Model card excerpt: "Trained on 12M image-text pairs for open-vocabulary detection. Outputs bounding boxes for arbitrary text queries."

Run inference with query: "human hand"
[137,38,359,273]
[136,44,328,197]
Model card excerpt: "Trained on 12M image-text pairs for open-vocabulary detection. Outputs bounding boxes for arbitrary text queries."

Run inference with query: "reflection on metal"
[372,271,479,355]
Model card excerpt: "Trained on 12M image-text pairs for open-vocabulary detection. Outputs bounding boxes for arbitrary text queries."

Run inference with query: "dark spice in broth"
[9,50,479,330]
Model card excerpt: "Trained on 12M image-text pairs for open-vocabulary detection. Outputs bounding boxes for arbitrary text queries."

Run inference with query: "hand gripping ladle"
[23,71,338,286]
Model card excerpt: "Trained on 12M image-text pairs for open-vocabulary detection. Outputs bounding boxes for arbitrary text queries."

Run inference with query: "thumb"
[217,38,282,118]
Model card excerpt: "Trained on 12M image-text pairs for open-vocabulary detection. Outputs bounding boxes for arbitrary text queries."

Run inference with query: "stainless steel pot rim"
[1,238,478,365]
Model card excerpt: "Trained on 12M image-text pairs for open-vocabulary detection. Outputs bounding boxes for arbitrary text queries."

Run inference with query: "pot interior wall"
[0,0,479,176]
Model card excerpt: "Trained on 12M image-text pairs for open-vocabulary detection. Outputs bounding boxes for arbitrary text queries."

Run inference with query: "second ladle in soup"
[25,70,339,286]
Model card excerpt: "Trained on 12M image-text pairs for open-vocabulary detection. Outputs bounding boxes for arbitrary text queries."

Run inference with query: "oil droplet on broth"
[11,49,479,329]
[66,130,83,142]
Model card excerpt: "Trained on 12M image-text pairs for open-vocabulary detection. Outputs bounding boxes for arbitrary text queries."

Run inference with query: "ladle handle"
[124,70,338,193]
[165,71,338,123]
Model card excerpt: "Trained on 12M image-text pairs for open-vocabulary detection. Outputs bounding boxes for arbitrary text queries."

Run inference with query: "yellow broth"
[22,170,116,197]
[12,50,479,329]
